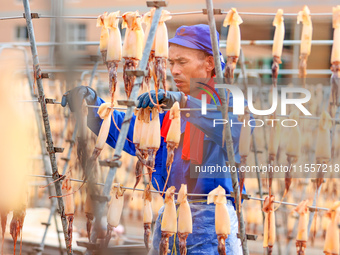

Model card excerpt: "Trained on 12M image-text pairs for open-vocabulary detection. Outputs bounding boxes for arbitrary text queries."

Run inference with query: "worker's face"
[168,44,215,95]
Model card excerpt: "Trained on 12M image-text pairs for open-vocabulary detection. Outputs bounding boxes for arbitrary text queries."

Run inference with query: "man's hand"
[61,86,97,112]
[137,89,186,109]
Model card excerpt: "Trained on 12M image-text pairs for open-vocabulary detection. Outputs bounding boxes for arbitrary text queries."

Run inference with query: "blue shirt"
[87,90,253,204]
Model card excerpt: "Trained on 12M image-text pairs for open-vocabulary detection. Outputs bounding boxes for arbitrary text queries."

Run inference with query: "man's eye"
[179,61,186,64]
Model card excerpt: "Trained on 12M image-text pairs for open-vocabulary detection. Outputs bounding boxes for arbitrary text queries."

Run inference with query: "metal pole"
[22,0,72,253]
[85,6,163,254]
[205,0,249,254]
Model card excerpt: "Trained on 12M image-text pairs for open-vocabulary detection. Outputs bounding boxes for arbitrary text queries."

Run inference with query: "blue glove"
[137,89,186,109]
[61,86,97,112]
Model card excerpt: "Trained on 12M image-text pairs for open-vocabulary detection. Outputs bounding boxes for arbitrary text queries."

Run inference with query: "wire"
[28,174,330,211]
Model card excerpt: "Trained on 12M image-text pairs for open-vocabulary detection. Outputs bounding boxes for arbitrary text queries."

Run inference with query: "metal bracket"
[90,55,102,62]
[46,146,64,153]
[76,241,101,250]
[61,157,70,162]
[117,100,136,107]
[124,69,146,77]
[256,191,268,196]
[90,194,111,203]
[146,1,168,7]
[41,222,51,226]
[308,207,318,212]
[41,73,50,79]
[23,12,40,19]
[99,160,122,168]
[202,8,222,15]
[66,139,75,145]
[236,233,257,241]
[230,192,251,200]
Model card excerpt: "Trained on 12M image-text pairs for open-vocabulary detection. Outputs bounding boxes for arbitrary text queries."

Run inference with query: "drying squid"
[323,201,340,255]
[238,108,251,198]
[91,103,114,159]
[97,12,109,65]
[122,11,144,98]
[105,11,122,105]
[208,186,230,255]
[297,6,313,82]
[154,10,172,99]
[295,200,309,255]
[143,184,153,250]
[166,102,181,168]
[223,8,243,82]
[263,195,276,255]
[267,115,281,196]
[283,110,301,201]
[315,111,332,190]
[142,9,156,89]
[105,185,125,247]
[160,186,177,255]
[331,6,340,113]
[272,9,285,87]
[10,193,27,255]
[61,174,75,253]
[177,184,192,255]
[146,108,161,180]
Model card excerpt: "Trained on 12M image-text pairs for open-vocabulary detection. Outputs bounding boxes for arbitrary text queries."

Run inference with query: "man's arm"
[87,96,137,156]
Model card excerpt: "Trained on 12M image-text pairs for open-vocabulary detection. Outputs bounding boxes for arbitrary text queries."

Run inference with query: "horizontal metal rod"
[28,174,330,211]
[0,39,335,48]
[1,10,335,21]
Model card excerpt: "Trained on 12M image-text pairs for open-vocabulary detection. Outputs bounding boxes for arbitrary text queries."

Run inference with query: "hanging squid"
[323,201,340,255]
[295,200,309,255]
[105,11,122,105]
[154,10,172,99]
[84,188,94,241]
[208,186,230,255]
[143,184,153,250]
[223,8,243,83]
[160,186,177,255]
[146,108,161,181]
[297,6,313,82]
[105,185,125,247]
[238,107,251,202]
[177,184,192,255]
[330,6,340,116]
[61,174,75,253]
[272,9,285,87]
[122,11,144,98]
[263,195,276,255]
[96,12,109,66]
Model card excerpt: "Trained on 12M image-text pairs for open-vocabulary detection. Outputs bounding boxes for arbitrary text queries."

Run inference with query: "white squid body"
[297,6,313,56]
[96,12,109,52]
[142,8,156,50]
[272,9,285,58]
[122,11,144,60]
[105,11,122,62]
[139,110,150,151]
[238,111,251,157]
[315,111,332,160]
[223,8,243,57]
[146,108,161,149]
[295,200,309,241]
[324,201,340,254]
[107,186,124,227]
[143,186,153,224]
[285,110,301,157]
[166,102,181,144]
[155,10,172,58]
[331,6,340,63]
[177,184,193,234]
[62,176,75,216]
[95,103,113,150]
[161,186,177,233]
[133,109,143,145]
[207,186,230,235]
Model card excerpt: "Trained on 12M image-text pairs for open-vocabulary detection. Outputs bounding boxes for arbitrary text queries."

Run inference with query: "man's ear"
[206,55,215,73]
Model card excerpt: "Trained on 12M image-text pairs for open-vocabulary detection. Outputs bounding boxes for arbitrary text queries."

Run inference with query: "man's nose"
[170,63,181,76]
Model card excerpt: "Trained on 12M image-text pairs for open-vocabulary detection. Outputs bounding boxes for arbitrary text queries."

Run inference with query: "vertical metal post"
[205,0,249,254]
[85,6,163,254]
[22,0,72,254]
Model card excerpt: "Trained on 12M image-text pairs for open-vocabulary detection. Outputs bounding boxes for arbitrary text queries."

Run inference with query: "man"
[62,24,248,254]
